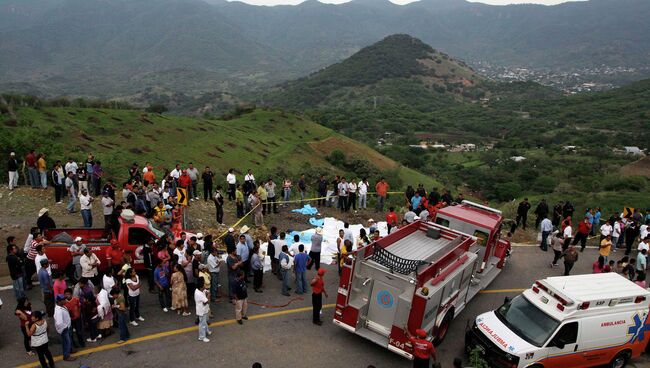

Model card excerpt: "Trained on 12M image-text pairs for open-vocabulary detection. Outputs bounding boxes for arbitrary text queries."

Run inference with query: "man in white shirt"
[347,180,358,212]
[226,169,237,201]
[68,237,86,281]
[79,189,93,227]
[600,221,613,241]
[174,242,187,264]
[338,178,349,213]
[64,159,78,176]
[54,295,75,361]
[638,237,650,253]
[271,233,286,280]
[343,222,355,245]
[540,217,553,251]
[207,248,222,302]
[194,280,211,342]
[358,178,369,209]
[35,245,50,276]
[170,164,181,193]
[289,234,303,256]
[65,172,77,213]
[101,192,114,228]
[641,223,649,242]
[80,248,100,282]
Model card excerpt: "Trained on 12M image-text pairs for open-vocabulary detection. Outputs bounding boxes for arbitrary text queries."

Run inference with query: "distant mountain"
[265,34,482,109]
[0,0,649,98]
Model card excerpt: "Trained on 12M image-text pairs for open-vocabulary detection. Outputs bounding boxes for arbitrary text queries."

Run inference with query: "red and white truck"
[333,201,511,359]
[43,214,172,276]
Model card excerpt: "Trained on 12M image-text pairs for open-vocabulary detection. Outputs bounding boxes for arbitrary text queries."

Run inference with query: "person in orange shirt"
[64,288,85,348]
[386,206,399,233]
[407,328,436,368]
[143,168,155,187]
[375,177,389,213]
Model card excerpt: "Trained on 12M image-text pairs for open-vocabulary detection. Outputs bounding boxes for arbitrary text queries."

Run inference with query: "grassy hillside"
[0,103,437,190]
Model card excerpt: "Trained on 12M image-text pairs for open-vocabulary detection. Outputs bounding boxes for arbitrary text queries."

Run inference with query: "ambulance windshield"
[496,295,560,347]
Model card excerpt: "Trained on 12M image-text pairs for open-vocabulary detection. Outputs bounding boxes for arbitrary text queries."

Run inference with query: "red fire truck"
[43,212,184,276]
[333,201,511,359]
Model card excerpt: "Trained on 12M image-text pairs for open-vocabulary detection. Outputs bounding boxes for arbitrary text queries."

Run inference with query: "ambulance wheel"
[434,312,453,346]
[609,350,630,368]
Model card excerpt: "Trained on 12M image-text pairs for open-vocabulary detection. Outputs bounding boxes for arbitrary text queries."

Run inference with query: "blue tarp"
[291,204,318,215]
[285,230,316,247]
[309,217,324,227]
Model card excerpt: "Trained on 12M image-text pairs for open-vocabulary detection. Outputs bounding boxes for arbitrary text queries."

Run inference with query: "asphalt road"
[1,245,649,368]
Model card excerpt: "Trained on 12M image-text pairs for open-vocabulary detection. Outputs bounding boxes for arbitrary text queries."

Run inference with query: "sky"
[226,0,583,5]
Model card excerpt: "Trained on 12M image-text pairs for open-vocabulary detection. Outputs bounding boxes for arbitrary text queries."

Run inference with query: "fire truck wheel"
[609,350,630,368]
[434,312,453,346]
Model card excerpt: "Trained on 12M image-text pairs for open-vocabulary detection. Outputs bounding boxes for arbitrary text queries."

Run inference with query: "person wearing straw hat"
[308,227,323,271]
[36,208,56,234]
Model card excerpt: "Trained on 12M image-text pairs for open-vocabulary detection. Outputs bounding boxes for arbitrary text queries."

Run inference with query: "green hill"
[266,34,482,109]
[0,100,437,189]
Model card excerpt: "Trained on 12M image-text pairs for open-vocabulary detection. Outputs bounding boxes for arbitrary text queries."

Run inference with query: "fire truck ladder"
[370,244,428,275]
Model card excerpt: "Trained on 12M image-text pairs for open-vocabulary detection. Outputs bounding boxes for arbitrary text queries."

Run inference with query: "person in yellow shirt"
[37,153,47,189]
[340,239,353,269]
[599,234,613,262]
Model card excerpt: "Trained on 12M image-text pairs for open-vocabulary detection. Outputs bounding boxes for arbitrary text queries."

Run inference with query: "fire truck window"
[473,230,489,246]
[551,322,578,346]
[128,228,153,245]
[435,218,449,227]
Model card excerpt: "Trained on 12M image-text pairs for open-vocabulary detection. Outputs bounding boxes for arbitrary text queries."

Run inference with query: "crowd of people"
[517,198,650,286]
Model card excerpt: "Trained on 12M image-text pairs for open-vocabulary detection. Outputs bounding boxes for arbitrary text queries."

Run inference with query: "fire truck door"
[366,281,402,336]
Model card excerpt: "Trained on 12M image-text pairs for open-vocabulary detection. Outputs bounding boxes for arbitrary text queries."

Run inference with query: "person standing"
[63,288,85,349]
[279,245,293,296]
[516,198,531,230]
[27,311,56,367]
[15,297,33,355]
[171,264,190,316]
[125,270,144,326]
[256,183,267,215]
[79,189,93,227]
[534,199,549,229]
[294,244,310,295]
[271,232,286,280]
[337,177,349,213]
[101,191,114,229]
[8,152,19,190]
[235,184,244,218]
[562,220,574,250]
[187,163,199,201]
[234,271,249,325]
[561,244,579,276]
[251,241,265,293]
[65,172,77,213]
[599,235,613,263]
[572,216,591,252]
[375,177,389,213]
[347,179,357,212]
[201,166,214,202]
[226,248,244,302]
[39,259,55,317]
[251,192,263,227]
[539,216,552,252]
[600,220,613,243]
[7,244,25,300]
[68,237,86,282]
[36,153,47,189]
[110,289,130,344]
[358,178,369,210]
[80,248,100,285]
[283,177,292,202]
[51,161,65,204]
[264,178,278,214]
[308,227,323,271]
[25,150,39,188]
[213,186,225,225]
[407,329,436,368]
[226,169,237,201]
[194,279,211,342]
[298,174,307,204]
[207,248,222,303]
[310,268,328,325]
[154,261,171,312]
[54,295,75,362]
[317,175,328,207]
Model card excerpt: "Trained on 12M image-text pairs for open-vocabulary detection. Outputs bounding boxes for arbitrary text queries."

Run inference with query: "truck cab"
[433,200,511,285]
[466,273,650,368]
[44,214,167,275]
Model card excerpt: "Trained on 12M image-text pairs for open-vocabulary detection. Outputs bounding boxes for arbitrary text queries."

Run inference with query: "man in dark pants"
[202,166,214,202]
[310,268,328,325]
[407,328,436,368]
[516,198,531,230]
[308,228,323,270]
[572,216,591,252]
[534,199,549,229]
[317,175,327,207]
[213,186,224,225]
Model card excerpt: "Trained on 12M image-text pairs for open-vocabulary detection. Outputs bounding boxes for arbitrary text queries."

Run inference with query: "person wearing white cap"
[68,237,86,282]
[196,233,205,250]
[8,152,19,190]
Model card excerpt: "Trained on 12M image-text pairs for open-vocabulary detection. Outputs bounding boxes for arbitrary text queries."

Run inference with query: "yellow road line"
[17,303,335,368]
[479,288,526,294]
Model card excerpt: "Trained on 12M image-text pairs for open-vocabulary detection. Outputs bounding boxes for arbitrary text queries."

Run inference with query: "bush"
[495,182,522,202]
[533,175,558,193]
[326,150,347,167]
[145,104,168,114]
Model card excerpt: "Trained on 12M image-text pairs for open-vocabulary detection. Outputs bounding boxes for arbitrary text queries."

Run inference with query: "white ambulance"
[465,273,650,368]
